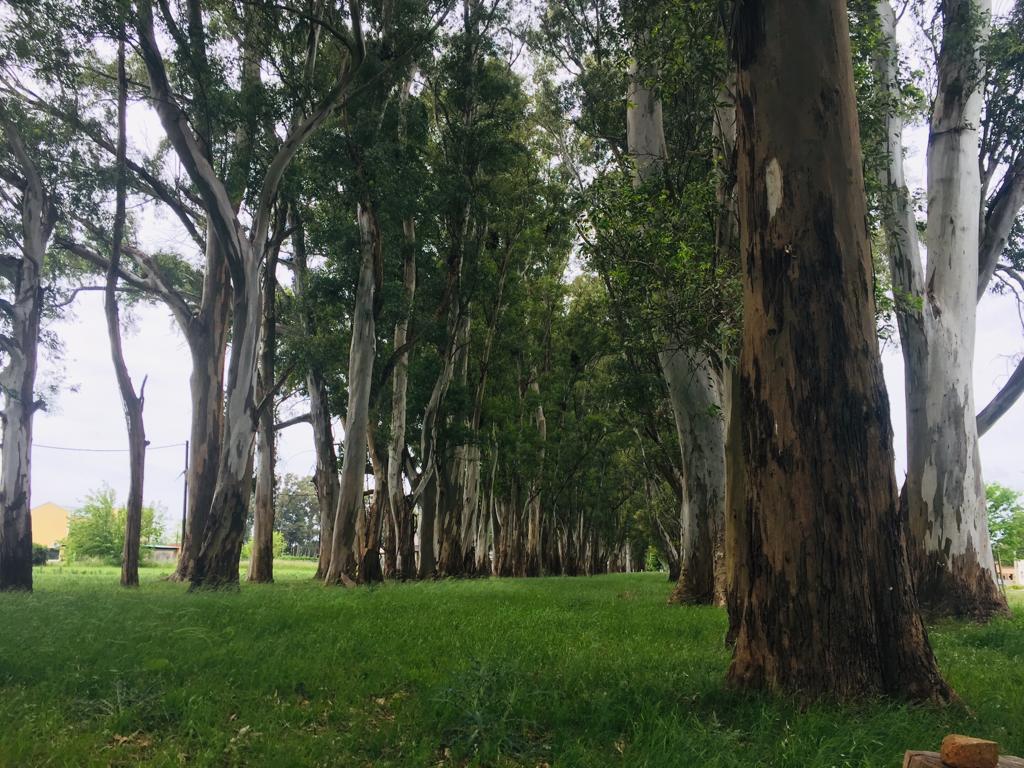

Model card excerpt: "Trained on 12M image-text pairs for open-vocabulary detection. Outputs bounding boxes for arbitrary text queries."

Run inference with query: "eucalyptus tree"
[284,213,341,578]
[0,110,56,591]
[104,31,150,588]
[727,0,948,700]
[871,0,1024,617]
[622,0,733,604]
[536,0,737,598]
[0,2,112,588]
[126,0,452,588]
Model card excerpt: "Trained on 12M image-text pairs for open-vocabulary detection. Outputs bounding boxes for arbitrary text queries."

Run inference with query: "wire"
[32,441,187,453]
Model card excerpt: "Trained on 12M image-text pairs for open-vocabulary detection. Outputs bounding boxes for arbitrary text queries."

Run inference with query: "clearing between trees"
[1,565,1021,768]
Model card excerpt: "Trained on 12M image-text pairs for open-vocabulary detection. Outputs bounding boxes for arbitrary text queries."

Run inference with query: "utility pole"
[180,440,189,548]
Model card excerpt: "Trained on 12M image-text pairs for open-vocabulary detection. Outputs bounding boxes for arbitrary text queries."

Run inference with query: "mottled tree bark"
[325,202,379,586]
[173,232,230,582]
[291,217,339,580]
[361,425,386,583]
[248,242,279,583]
[417,473,439,579]
[873,0,1006,619]
[390,216,417,579]
[663,350,725,605]
[0,119,54,592]
[727,0,950,700]
[626,60,726,604]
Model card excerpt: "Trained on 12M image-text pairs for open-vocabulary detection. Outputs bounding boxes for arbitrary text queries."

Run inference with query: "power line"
[31,441,187,453]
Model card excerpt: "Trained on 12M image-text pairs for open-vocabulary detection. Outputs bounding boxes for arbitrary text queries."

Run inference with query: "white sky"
[26,5,1024,533]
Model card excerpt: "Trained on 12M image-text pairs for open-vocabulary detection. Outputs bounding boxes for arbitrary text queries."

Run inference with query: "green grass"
[1,566,1022,767]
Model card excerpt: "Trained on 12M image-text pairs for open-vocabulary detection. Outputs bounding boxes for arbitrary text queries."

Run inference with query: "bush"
[241,530,286,560]
[64,486,165,564]
[32,543,49,566]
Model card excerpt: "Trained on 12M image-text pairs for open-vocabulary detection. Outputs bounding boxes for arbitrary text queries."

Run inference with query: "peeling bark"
[873,0,1006,619]
[292,216,339,580]
[0,119,54,592]
[325,202,379,586]
[625,58,726,605]
[727,0,950,700]
[248,243,279,584]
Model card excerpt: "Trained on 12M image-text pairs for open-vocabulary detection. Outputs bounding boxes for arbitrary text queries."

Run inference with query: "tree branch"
[0,78,207,250]
[979,155,1024,301]
[54,234,193,327]
[274,412,311,431]
[136,1,245,270]
[978,354,1024,436]
[49,284,135,309]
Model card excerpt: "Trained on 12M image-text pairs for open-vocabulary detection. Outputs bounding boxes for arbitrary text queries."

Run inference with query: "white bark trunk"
[626,57,726,604]
[661,349,725,604]
[0,121,52,591]
[389,217,416,578]
[875,0,1006,617]
[325,202,378,585]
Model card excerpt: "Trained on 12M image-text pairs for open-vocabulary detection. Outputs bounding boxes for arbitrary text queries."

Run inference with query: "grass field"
[0,563,1021,767]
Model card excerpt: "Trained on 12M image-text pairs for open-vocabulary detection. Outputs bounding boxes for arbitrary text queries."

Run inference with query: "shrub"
[32,543,49,566]
[241,530,286,560]
[64,486,165,564]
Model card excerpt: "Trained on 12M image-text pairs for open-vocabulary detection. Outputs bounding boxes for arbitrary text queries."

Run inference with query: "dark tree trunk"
[360,427,386,584]
[727,0,951,701]
[417,473,438,579]
[190,266,262,590]
[108,37,148,588]
[248,243,278,583]
[174,231,230,582]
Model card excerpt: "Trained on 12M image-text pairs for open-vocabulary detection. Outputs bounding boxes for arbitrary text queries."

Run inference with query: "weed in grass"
[435,657,552,764]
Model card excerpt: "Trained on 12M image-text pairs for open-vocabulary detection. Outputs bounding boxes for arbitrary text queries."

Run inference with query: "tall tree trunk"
[137,0,345,590]
[325,202,379,586]
[309,369,338,578]
[727,0,950,700]
[415,308,468,577]
[174,228,231,581]
[361,425,386,583]
[524,377,545,577]
[291,216,339,580]
[107,36,148,588]
[248,243,278,583]
[417,473,439,578]
[190,260,262,589]
[663,350,725,605]
[723,366,746,647]
[626,59,726,604]
[390,216,417,579]
[874,0,1006,619]
[437,319,472,577]
[0,120,54,592]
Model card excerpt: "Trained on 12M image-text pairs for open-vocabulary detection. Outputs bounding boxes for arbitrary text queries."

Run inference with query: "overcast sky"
[26,4,1024,534]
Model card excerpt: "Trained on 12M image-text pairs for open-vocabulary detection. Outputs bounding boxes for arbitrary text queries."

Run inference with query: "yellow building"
[30,502,69,547]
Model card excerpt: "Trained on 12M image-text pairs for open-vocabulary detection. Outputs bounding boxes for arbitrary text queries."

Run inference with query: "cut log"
[942,735,999,768]
[904,752,1024,768]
